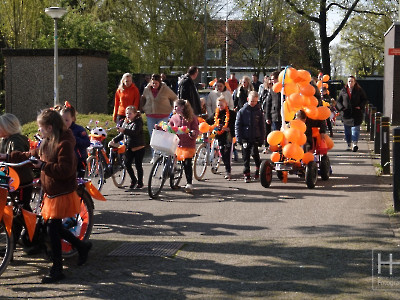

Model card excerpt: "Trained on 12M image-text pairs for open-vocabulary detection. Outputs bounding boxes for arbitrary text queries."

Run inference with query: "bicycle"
[147,129,184,199]
[85,122,127,191]
[193,131,222,181]
[0,158,105,276]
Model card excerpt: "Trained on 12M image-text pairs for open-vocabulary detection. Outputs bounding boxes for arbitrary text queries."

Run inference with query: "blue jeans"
[271,121,282,131]
[344,125,360,145]
[146,116,170,156]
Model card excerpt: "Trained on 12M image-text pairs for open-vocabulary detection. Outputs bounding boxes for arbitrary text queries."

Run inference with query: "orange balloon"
[304,106,318,119]
[199,122,210,133]
[307,96,319,107]
[269,144,280,152]
[322,74,330,82]
[287,93,304,110]
[286,67,299,82]
[283,143,304,161]
[323,83,329,89]
[267,130,284,146]
[272,82,282,93]
[278,70,294,84]
[298,133,307,145]
[324,135,334,150]
[299,84,315,97]
[317,80,323,89]
[283,127,301,144]
[302,152,314,164]
[283,82,299,96]
[284,101,296,122]
[290,119,307,133]
[271,152,281,163]
[317,106,331,120]
[297,70,311,83]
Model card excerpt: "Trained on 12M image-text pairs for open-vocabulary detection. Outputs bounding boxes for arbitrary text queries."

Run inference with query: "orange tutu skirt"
[176,147,196,161]
[41,191,81,221]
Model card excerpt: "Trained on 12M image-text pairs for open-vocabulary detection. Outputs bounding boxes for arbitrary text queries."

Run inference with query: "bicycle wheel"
[193,144,208,181]
[170,161,183,189]
[210,140,221,174]
[62,189,94,257]
[111,153,127,188]
[148,156,167,199]
[86,155,105,191]
[0,220,14,276]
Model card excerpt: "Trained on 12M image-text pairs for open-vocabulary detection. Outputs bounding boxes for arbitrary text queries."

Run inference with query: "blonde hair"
[174,99,194,122]
[240,76,254,91]
[216,96,227,106]
[125,105,138,114]
[118,73,132,92]
[248,91,259,100]
[0,113,22,136]
[37,109,67,160]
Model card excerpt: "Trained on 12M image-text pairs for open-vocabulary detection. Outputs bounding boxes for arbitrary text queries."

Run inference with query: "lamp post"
[45,7,67,107]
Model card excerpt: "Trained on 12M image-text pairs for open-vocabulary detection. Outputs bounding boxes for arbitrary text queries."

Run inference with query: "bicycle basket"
[150,129,180,155]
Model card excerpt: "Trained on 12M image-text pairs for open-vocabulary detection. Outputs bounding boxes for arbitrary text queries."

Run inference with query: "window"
[206,48,222,60]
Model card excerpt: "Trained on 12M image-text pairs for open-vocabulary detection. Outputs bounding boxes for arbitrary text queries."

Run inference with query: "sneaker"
[129,178,137,189]
[352,144,358,152]
[149,158,154,164]
[135,183,144,189]
[244,174,251,183]
[185,184,194,193]
[346,144,352,151]
[224,172,231,180]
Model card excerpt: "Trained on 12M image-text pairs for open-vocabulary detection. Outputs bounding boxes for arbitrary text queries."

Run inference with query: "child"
[295,109,326,152]
[58,102,90,178]
[207,96,236,180]
[109,105,145,189]
[169,99,199,193]
[235,91,265,183]
[1,109,92,283]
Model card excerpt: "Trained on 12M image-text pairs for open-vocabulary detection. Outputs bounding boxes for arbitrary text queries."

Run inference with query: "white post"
[53,18,58,107]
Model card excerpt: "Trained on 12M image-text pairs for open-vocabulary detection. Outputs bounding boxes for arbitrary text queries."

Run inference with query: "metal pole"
[393,127,400,211]
[53,18,58,106]
[366,104,371,132]
[225,14,229,80]
[381,117,390,175]
[370,107,376,141]
[374,112,382,154]
[203,0,207,84]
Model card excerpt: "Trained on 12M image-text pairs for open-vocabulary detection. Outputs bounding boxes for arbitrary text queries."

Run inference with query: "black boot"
[77,241,92,266]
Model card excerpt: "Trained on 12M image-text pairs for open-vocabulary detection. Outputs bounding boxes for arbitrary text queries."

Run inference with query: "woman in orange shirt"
[113,73,140,125]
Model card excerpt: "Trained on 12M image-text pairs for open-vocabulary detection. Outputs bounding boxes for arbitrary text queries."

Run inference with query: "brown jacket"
[10,129,77,197]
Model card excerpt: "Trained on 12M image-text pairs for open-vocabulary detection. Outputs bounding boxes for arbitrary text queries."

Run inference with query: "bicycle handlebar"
[0,157,37,168]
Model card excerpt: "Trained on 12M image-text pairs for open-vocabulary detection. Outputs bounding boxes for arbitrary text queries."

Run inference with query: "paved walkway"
[0,125,399,299]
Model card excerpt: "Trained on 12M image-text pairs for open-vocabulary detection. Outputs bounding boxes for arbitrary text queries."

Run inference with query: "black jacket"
[207,109,236,143]
[177,74,202,115]
[336,85,367,126]
[235,103,265,144]
[234,87,249,110]
[265,90,282,123]
[113,115,145,149]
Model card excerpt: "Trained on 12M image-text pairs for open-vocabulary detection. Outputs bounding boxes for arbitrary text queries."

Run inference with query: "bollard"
[374,112,382,154]
[381,117,390,175]
[366,104,371,132]
[394,127,400,211]
[370,107,376,141]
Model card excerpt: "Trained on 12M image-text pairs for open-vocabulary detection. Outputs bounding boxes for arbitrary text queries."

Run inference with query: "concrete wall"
[2,49,108,124]
[384,24,400,125]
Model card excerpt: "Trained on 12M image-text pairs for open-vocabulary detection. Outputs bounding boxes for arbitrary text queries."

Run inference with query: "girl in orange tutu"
[169,99,199,193]
[2,109,92,283]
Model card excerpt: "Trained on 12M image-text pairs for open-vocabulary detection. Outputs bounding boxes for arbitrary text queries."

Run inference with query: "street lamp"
[45,7,67,106]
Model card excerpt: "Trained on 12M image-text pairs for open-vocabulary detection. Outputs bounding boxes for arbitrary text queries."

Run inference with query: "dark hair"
[174,99,194,122]
[295,110,307,120]
[59,101,77,120]
[252,73,259,79]
[348,75,361,90]
[271,71,280,79]
[217,78,227,91]
[187,66,198,76]
[151,74,162,89]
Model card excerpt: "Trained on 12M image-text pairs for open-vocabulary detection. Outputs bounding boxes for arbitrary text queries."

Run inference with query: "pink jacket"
[169,114,199,149]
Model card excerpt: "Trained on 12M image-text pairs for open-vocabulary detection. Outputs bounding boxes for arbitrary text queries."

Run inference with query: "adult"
[113,73,140,125]
[141,74,177,140]
[264,71,282,131]
[234,75,253,111]
[161,73,171,88]
[139,75,151,95]
[227,73,239,92]
[206,78,234,117]
[260,76,273,149]
[177,66,202,115]
[336,75,368,152]
[258,75,269,98]
[251,73,262,93]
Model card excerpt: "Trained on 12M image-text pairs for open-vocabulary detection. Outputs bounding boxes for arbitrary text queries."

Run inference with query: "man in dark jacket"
[177,66,202,115]
[265,71,282,131]
[336,75,367,152]
[235,91,265,183]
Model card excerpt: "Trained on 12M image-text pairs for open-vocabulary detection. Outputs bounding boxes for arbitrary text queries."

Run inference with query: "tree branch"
[283,0,320,23]
[327,2,387,16]
[328,0,361,43]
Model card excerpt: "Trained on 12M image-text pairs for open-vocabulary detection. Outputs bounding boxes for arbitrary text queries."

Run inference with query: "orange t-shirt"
[113,84,140,121]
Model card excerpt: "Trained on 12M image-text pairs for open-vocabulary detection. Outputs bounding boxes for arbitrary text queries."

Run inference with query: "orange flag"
[84,181,106,201]
[3,205,13,237]
[0,187,7,221]
[22,209,37,242]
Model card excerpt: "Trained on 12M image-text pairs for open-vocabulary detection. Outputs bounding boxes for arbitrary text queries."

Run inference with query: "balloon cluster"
[266,67,334,163]
[159,121,190,134]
